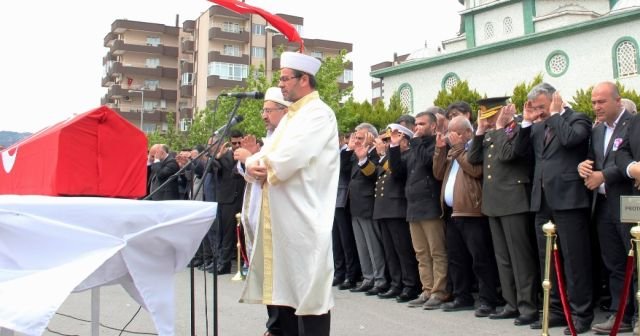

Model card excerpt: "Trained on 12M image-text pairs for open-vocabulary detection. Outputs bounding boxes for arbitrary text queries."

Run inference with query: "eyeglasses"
[279,75,301,82]
[261,107,286,114]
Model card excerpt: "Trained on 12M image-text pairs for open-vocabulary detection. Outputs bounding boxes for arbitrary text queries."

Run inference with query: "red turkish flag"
[127,77,134,86]
[208,0,304,51]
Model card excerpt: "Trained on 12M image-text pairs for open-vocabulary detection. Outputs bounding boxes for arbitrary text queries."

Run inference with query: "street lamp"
[128,89,145,130]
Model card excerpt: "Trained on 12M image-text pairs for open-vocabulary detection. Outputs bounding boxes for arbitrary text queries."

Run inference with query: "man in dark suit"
[372,124,420,302]
[332,133,360,290]
[580,82,634,333]
[347,123,388,295]
[467,98,538,326]
[208,130,246,274]
[513,83,593,334]
[149,144,180,200]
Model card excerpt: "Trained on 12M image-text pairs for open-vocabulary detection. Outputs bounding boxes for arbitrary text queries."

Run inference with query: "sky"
[0,0,463,133]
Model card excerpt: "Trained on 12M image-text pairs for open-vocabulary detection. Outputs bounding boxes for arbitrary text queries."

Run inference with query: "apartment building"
[101,5,353,133]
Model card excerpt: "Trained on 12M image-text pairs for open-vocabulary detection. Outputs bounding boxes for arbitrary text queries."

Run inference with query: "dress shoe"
[474,304,496,318]
[441,299,475,312]
[378,287,402,299]
[564,321,591,335]
[423,295,445,310]
[365,286,388,296]
[591,314,632,334]
[407,292,430,308]
[212,263,231,275]
[349,282,373,293]
[338,279,356,290]
[332,277,344,287]
[489,309,518,320]
[203,261,216,271]
[514,313,538,326]
[188,259,203,268]
[396,288,419,303]
[530,315,567,329]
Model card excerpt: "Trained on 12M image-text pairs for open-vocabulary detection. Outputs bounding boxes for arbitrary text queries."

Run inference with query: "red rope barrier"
[554,247,576,336]
[609,252,634,336]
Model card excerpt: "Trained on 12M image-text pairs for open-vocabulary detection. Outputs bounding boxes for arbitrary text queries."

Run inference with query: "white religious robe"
[240,91,339,315]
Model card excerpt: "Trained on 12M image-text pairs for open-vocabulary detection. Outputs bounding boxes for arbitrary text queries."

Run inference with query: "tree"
[511,73,544,113]
[571,86,595,120]
[433,80,483,119]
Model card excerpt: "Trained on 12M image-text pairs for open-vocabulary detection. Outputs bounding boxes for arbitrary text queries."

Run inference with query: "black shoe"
[349,282,373,293]
[489,309,519,320]
[441,299,475,312]
[396,288,420,303]
[514,313,538,326]
[530,316,566,329]
[216,263,231,275]
[377,287,402,299]
[564,321,591,335]
[338,279,356,290]
[189,259,204,268]
[365,286,387,296]
[474,304,496,318]
[332,277,344,286]
[202,261,215,271]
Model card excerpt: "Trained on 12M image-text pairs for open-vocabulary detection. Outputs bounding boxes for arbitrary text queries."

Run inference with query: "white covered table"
[0,195,216,336]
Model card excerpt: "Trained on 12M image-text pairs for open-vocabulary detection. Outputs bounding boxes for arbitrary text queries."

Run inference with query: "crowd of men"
[145,80,640,336]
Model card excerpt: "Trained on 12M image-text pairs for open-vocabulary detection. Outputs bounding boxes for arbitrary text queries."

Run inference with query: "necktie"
[544,125,553,145]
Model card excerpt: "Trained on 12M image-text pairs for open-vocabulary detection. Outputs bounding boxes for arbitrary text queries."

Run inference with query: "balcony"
[180,85,194,97]
[181,39,194,54]
[207,75,247,89]
[208,51,249,64]
[140,88,178,101]
[180,61,193,73]
[209,6,249,19]
[105,62,178,79]
[107,84,127,98]
[272,35,352,53]
[179,107,194,119]
[111,20,179,36]
[208,27,250,43]
[182,20,195,33]
[110,40,178,57]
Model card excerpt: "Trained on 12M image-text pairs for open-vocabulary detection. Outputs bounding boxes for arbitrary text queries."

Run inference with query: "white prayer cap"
[385,123,414,138]
[264,87,291,107]
[280,51,321,76]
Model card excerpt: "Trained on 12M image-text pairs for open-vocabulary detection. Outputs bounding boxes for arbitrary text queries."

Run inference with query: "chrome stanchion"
[541,221,556,336]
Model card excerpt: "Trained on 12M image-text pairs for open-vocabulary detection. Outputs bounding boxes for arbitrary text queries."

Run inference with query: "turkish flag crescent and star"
[208,0,304,52]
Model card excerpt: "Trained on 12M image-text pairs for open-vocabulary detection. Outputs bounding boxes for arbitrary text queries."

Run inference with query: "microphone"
[220,91,264,99]
[214,115,244,136]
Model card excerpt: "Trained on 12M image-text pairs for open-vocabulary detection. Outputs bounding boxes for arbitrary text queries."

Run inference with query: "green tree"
[433,80,483,119]
[511,73,544,113]
[571,86,595,120]
[617,81,640,110]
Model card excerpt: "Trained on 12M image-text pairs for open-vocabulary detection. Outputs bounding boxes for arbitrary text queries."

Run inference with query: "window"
[144,100,159,111]
[545,50,569,77]
[145,58,160,68]
[253,24,266,35]
[338,69,353,84]
[146,36,161,46]
[484,22,495,40]
[503,17,513,34]
[144,79,160,90]
[311,51,323,59]
[441,72,460,90]
[222,22,241,33]
[398,84,413,114]
[252,47,266,58]
[223,44,241,57]
[615,38,638,78]
[208,62,248,81]
[181,73,193,85]
[372,87,381,98]
[293,24,304,36]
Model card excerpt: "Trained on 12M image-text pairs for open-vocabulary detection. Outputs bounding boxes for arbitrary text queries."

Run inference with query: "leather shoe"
[365,286,388,296]
[332,277,344,286]
[489,309,518,320]
[441,299,475,312]
[514,313,538,326]
[188,259,203,268]
[474,304,496,318]
[564,321,591,335]
[530,315,566,329]
[214,263,231,275]
[338,279,356,290]
[377,287,402,299]
[203,261,216,271]
[349,282,373,293]
[396,288,419,303]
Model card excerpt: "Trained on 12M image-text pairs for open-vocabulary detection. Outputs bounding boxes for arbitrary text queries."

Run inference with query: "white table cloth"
[0,195,216,336]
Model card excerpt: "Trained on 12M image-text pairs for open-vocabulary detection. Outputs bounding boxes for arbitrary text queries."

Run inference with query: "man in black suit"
[348,123,388,295]
[467,98,538,326]
[579,82,633,334]
[208,130,246,274]
[513,83,593,334]
[372,124,420,302]
[149,144,180,200]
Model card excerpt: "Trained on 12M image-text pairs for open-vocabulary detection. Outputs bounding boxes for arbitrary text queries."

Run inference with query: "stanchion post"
[541,221,556,336]
[232,213,245,281]
[631,224,640,329]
